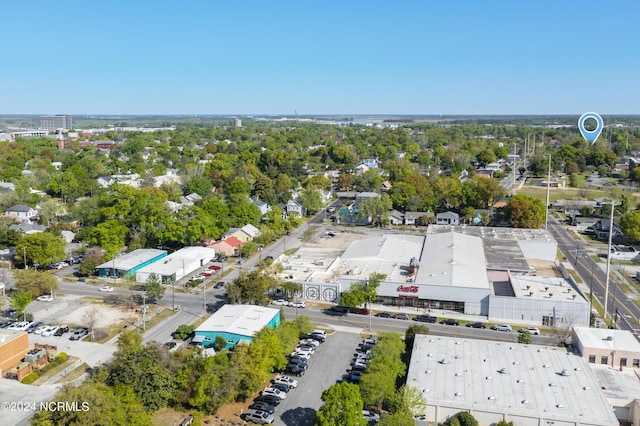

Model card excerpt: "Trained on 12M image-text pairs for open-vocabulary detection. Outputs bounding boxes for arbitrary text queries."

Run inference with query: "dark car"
[466,321,486,329]
[0,320,15,329]
[375,311,392,318]
[69,327,89,340]
[214,281,225,289]
[270,382,291,393]
[306,333,326,343]
[26,321,44,333]
[54,325,70,336]
[414,314,437,323]
[285,363,307,376]
[440,318,460,326]
[357,343,375,353]
[249,401,275,414]
[164,341,177,350]
[288,356,308,365]
[254,395,281,406]
[328,305,350,313]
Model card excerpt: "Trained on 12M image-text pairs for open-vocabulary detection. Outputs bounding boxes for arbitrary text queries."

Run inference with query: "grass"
[32,356,79,385]
[300,225,319,243]
[143,308,175,331]
[55,362,91,384]
[284,248,297,256]
[517,185,609,203]
[569,270,583,284]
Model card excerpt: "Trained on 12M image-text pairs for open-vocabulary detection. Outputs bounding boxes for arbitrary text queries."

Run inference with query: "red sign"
[397,285,419,293]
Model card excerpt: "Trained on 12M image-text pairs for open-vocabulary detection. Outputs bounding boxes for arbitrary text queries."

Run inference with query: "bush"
[174,324,196,340]
[58,352,68,362]
[456,411,478,426]
[22,372,38,384]
[449,417,461,426]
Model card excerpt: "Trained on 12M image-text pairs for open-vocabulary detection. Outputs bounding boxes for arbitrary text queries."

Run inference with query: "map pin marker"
[578,112,603,145]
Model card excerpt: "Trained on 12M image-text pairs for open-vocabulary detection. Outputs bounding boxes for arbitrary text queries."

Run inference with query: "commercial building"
[408,334,618,426]
[0,330,29,372]
[292,225,589,326]
[96,249,167,279]
[194,304,280,349]
[39,115,72,131]
[573,327,640,368]
[135,246,216,283]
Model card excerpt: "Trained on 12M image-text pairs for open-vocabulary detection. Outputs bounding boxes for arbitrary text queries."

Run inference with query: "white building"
[135,246,216,283]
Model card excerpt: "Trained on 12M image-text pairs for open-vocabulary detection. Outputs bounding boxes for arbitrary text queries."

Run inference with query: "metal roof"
[407,335,618,425]
[195,304,280,338]
[96,249,166,271]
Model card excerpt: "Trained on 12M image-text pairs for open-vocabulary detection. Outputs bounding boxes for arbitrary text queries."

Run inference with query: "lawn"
[517,185,609,203]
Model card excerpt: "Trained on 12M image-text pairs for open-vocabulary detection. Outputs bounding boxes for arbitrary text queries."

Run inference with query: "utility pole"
[142,294,147,331]
[172,279,176,311]
[23,247,27,269]
[545,154,551,230]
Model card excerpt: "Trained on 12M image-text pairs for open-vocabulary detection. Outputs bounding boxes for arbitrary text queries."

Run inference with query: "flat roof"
[416,232,489,289]
[509,275,586,302]
[96,249,166,271]
[0,329,26,344]
[136,246,215,276]
[407,334,618,425]
[574,327,640,352]
[195,304,279,338]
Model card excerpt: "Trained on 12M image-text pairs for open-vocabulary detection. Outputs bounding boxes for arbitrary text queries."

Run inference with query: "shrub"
[58,352,68,362]
[456,411,478,426]
[174,324,196,340]
[449,417,461,426]
[22,372,38,384]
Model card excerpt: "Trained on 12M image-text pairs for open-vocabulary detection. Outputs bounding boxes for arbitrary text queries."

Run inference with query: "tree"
[83,305,102,342]
[621,210,640,243]
[145,273,165,303]
[357,195,392,226]
[340,273,385,309]
[299,188,323,216]
[456,411,479,426]
[15,232,66,268]
[315,382,367,426]
[78,247,106,276]
[504,195,545,229]
[389,385,427,417]
[476,148,496,167]
[13,269,58,298]
[185,176,213,197]
[10,291,32,320]
[85,220,129,258]
[518,329,533,344]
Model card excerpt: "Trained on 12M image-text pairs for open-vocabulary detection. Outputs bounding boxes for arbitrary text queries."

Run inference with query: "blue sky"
[2,1,639,115]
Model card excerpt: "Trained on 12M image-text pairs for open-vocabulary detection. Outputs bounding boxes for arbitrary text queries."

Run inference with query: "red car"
[199,272,212,277]
[208,265,221,271]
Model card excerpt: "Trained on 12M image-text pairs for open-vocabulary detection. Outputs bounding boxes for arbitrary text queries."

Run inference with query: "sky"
[2,1,640,115]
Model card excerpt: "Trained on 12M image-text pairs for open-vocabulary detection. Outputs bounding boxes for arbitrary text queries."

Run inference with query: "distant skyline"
[3,1,639,115]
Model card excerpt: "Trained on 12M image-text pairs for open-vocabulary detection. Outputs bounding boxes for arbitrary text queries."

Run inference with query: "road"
[547,215,640,338]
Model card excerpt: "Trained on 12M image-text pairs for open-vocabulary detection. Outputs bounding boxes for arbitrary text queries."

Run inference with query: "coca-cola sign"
[397,285,419,293]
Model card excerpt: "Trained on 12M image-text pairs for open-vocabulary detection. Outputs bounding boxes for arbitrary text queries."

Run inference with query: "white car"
[295,344,315,354]
[273,375,298,388]
[99,286,114,292]
[519,327,540,335]
[41,326,59,337]
[33,324,49,335]
[271,299,289,306]
[291,349,312,359]
[290,301,306,308]
[299,338,319,348]
[37,295,54,302]
[262,387,287,399]
[245,409,274,424]
[363,410,380,422]
[7,321,32,331]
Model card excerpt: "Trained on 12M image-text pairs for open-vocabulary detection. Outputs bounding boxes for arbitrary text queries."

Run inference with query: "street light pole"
[23,247,27,269]
[603,200,615,321]
[142,294,147,331]
[545,154,551,230]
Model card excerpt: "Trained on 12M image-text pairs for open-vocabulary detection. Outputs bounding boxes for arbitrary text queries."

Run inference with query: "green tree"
[226,269,278,305]
[504,195,545,229]
[86,220,129,258]
[14,269,58,298]
[185,176,213,197]
[621,210,640,243]
[456,411,479,426]
[315,382,367,426]
[213,335,227,351]
[299,188,324,216]
[357,195,392,226]
[10,291,32,320]
[78,247,106,277]
[518,330,533,344]
[15,232,66,268]
[476,148,496,167]
[389,385,427,417]
[378,411,415,426]
[145,273,165,303]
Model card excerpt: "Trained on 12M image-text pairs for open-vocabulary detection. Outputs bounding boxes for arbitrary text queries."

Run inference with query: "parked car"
[70,327,89,340]
[363,410,381,423]
[54,325,70,336]
[7,321,32,331]
[491,324,512,332]
[33,324,49,334]
[440,318,460,326]
[164,341,178,350]
[37,295,54,302]
[285,363,307,376]
[208,265,221,271]
[271,299,289,306]
[394,313,410,320]
[299,338,319,348]
[249,401,275,414]
[290,349,312,359]
[0,320,15,329]
[199,271,212,277]
[375,311,392,318]
[351,307,370,315]
[26,321,44,333]
[261,387,287,400]
[290,301,306,308]
[270,382,291,393]
[99,286,114,292]
[41,326,59,337]
[466,322,487,329]
[328,305,350,313]
[288,355,308,365]
[414,314,437,323]
[214,281,225,289]
[245,409,274,424]
[254,394,281,406]
[518,327,540,335]
[273,375,298,388]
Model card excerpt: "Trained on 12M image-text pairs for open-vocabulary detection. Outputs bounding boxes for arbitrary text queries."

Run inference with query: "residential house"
[389,210,404,225]
[381,181,392,192]
[590,219,622,240]
[5,205,38,222]
[180,193,202,207]
[285,199,306,217]
[9,223,46,235]
[94,140,116,151]
[574,217,600,229]
[353,192,380,209]
[404,211,434,226]
[240,224,261,240]
[208,236,243,257]
[252,199,271,216]
[436,211,460,225]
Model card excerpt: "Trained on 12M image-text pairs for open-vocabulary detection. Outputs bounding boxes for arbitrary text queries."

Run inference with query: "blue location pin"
[578,112,603,145]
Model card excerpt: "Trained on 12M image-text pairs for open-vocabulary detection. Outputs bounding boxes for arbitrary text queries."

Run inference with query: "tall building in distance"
[39,115,73,131]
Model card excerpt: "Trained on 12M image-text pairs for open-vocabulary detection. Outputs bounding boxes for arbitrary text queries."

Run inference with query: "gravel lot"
[274,330,363,426]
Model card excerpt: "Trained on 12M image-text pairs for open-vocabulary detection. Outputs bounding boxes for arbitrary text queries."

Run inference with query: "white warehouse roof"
[136,246,215,279]
[195,304,280,338]
[96,249,166,271]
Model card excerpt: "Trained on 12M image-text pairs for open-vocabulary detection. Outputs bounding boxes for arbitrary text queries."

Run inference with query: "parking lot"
[272,331,362,425]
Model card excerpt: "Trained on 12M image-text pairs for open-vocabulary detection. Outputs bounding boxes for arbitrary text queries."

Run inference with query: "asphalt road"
[547,215,640,338]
